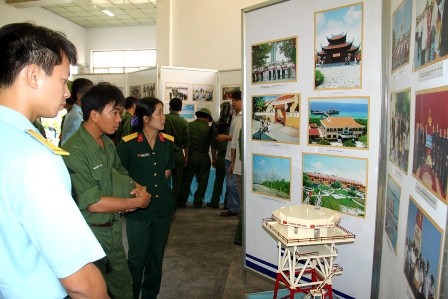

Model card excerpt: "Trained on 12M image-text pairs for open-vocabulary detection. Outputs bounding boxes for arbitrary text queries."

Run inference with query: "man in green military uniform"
[179,108,214,208]
[164,98,190,208]
[62,82,151,299]
[115,96,137,144]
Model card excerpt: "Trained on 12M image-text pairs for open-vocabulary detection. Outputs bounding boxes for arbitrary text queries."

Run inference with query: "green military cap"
[195,108,213,122]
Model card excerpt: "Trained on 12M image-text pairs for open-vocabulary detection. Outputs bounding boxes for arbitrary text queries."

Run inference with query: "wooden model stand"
[262,204,355,299]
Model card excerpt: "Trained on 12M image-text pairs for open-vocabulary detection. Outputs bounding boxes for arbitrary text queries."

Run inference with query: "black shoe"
[193,202,203,208]
[234,240,242,246]
[223,206,229,210]
[220,210,239,217]
[177,202,186,208]
[206,203,219,209]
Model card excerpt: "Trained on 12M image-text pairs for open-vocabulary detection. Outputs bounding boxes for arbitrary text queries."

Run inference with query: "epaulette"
[160,132,174,142]
[122,132,138,142]
[26,129,69,156]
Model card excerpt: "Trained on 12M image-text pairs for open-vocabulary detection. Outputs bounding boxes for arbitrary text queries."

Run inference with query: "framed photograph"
[308,97,368,148]
[252,153,291,201]
[403,196,442,299]
[180,104,195,120]
[413,0,448,71]
[412,86,448,202]
[165,82,188,101]
[314,3,363,90]
[391,0,412,72]
[251,36,297,84]
[302,153,367,218]
[192,85,213,101]
[389,88,411,173]
[222,85,240,102]
[142,83,156,98]
[385,175,401,254]
[129,85,142,99]
[252,94,300,144]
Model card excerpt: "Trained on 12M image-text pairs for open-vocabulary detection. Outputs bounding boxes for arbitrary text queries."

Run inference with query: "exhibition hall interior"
[1,0,448,298]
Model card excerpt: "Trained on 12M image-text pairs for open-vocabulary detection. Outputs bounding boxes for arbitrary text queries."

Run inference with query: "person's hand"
[215,134,228,143]
[211,158,216,168]
[229,162,235,175]
[131,185,151,208]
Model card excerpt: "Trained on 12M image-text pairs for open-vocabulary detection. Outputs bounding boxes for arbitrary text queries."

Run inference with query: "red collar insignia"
[137,133,144,143]
[158,133,165,142]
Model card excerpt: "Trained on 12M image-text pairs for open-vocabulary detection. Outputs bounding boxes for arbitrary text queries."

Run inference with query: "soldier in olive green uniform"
[115,96,137,145]
[163,98,190,208]
[117,97,175,299]
[63,83,151,299]
[206,124,228,208]
[179,108,214,208]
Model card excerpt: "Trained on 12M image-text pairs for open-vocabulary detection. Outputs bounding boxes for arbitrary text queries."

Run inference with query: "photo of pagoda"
[314,3,363,90]
[316,32,360,65]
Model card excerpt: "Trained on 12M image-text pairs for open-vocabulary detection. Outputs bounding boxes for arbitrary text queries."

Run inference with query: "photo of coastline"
[403,197,442,299]
[391,0,412,72]
[252,154,291,200]
[302,153,367,217]
[308,97,368,148]
[385,175,401,254]
[252,94,300,144]
[180,104,194,120]
[314,3,363,89]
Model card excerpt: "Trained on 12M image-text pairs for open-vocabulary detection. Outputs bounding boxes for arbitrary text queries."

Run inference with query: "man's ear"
[26,64,41,89]
[90,110,99,123]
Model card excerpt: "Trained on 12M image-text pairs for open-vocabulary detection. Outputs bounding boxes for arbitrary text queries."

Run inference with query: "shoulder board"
[160,132,174,142]
[26,129,69,156]
[122,132,138,142]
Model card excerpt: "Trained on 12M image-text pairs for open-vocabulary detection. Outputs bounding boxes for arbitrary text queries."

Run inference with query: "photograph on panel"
[251,36,297,84]
[403,196,442,299]
[221,85,240,103]
[252,94,300,144]
[192,84,213,101]
[385,175,401,255]
[314,2,363,90]
[302,153,367,218]
[389,88,411,173]
[129,85,142,99]
[252,153,291,201]
[308,97,368,149]
[391,0,412,73]
[165,82,188,101]
[414,0,448,71]
[412,86,448,202]
[142,83,156,98]
[179,104,195,120]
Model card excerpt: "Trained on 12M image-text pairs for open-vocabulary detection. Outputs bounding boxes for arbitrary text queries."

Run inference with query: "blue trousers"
[225,159,240,213]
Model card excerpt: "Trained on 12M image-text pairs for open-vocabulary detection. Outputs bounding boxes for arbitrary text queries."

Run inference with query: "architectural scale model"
[262,204,355,299]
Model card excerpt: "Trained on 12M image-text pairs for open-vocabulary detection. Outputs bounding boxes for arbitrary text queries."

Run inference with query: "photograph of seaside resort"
[389,88,411,174]
[412,87,448,202]
[302,153,367,217]
[385,175,401,254]
[414,0,448,70]
[308,97,368,148]
[314,3,363,89]
[251,36,297,84]
[252,94,300,144]
[392,0,412,72]
[404,197,442,299]
[165,82,188,101]
[252,153,291,200]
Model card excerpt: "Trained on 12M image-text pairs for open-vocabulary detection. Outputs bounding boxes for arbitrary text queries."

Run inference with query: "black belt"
[89,220,115,227]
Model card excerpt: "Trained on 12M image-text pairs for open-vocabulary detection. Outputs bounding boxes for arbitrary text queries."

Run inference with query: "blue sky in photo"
[315,3,363,51]
[303,153,367,186]
[253,154,290,183]
[392,0,412,39]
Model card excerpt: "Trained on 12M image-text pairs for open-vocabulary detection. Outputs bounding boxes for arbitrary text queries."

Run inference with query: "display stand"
[263,205,355,299]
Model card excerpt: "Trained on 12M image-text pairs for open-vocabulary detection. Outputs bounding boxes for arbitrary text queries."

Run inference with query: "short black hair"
[230,90,241,100]
[169,98,182,111]
[68,78,93,104]
[0,22,77,89]
[81,82,125,121]
[124,96,138,109]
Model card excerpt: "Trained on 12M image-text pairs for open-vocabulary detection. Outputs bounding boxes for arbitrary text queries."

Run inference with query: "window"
[92,49,156,73]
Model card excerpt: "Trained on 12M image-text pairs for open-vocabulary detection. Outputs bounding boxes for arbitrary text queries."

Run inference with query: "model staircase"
[302,264,343,299]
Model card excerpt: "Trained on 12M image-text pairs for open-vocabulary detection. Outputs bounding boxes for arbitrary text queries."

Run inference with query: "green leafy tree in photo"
[252,43,271,68]
[278,38,296,63]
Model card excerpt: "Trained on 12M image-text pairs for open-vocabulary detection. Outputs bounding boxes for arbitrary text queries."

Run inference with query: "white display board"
[159,66,219,120]
[242,1,382,298]
[378,0,448,298]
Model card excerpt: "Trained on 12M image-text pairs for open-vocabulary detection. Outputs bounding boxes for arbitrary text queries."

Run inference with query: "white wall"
[157,0,267,70]
[0,4,87,65]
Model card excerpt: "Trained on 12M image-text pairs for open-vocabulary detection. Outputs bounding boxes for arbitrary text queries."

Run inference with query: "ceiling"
[5,0,157,28]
